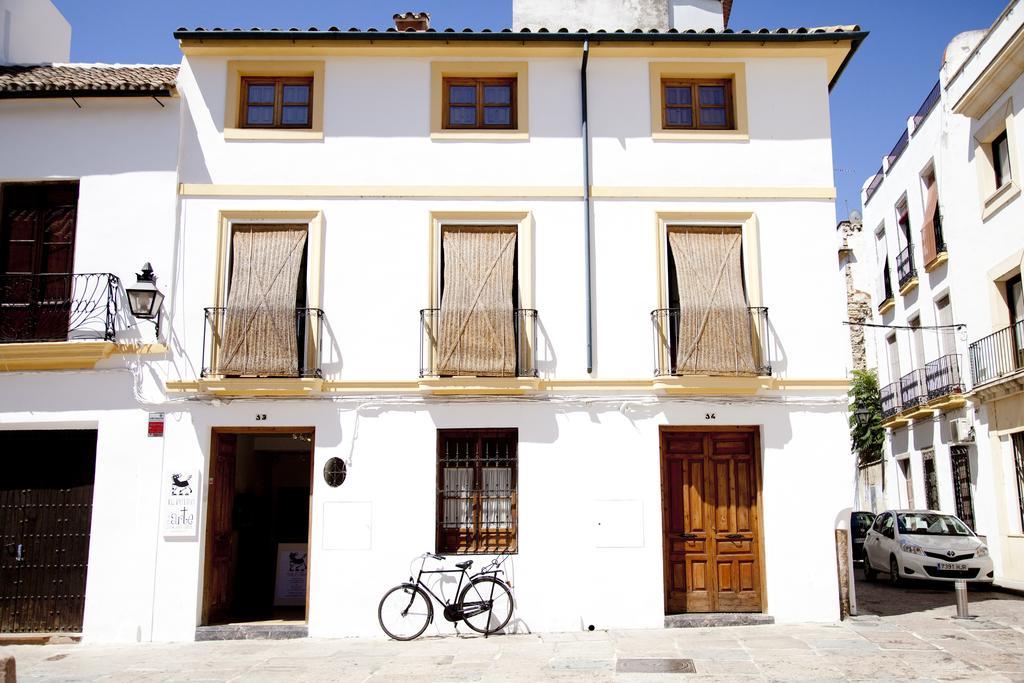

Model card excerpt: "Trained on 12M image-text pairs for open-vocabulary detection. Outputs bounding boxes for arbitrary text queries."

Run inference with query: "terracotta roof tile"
[0,64,178,99]
[175,25,861,37]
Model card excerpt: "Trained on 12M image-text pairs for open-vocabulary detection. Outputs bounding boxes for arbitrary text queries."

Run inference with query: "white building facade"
[855,0,1024,592]
[0,0,867,641]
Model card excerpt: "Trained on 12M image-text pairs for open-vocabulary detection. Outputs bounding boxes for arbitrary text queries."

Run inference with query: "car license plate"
[938,562,968,571]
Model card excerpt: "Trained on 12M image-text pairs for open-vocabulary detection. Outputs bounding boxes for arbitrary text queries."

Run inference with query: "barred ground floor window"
[436,428,517,554]
[1012,432,1024,532]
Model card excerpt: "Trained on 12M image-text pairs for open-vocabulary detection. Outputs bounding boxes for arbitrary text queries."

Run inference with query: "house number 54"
[705,413,716,420]
[256,414,267,421]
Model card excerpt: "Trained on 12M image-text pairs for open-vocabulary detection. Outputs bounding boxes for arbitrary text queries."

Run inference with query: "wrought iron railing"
[201,307,325,378]
[925,354,963,401]
[969,320,1024,387]
[878,260,894,312]
[933,212,946,255]
[896,244,916,289]
[881,381,902,420]
[419,308,538,378]
[899,368,929,411]
[913,81,941,128]
[886,129,910,169]
[0,273,119,343]
[651,307,771,377]
[864,166,884,205]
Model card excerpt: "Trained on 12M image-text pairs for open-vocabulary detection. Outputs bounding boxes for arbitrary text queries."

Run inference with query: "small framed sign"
[162,468,199,538]
[148,412,165,438]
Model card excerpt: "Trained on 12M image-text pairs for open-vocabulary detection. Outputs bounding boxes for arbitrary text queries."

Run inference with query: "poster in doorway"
[162,468,199,538]
[274,543,308,606]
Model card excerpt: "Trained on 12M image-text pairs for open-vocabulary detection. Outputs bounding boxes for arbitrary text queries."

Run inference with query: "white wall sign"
[162,469,199,538]
[274,543,308,606]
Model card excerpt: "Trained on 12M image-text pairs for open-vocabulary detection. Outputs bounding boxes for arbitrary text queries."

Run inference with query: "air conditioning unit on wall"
[951,418,975,444]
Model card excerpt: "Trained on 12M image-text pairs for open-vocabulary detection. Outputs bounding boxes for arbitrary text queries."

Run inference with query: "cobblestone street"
[3,581,1023,682]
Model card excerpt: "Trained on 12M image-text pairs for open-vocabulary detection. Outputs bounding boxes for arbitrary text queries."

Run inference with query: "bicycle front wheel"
[459,576,514,635]
[378,583,433,641]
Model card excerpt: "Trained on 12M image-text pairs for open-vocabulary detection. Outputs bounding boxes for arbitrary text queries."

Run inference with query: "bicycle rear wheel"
[378,583,432,640]
[459,576,514,635]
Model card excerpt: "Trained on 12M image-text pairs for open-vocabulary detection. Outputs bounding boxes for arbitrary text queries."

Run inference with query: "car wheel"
[863,559,877,582]
[888,555,901,587]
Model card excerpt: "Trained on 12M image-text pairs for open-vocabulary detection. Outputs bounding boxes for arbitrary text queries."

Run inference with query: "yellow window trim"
[166,378,324,397]
[225,60,326,137]
[649,62,749,139]
[899,277,919,296]
[0,341,168,372]
[974,98,1021,219]
[430,61,529,138]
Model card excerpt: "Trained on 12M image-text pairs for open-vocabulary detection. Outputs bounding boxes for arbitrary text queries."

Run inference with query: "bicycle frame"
[402,555,509,625]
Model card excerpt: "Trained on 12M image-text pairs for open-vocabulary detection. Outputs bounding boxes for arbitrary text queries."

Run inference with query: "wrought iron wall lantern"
[125,263,165,329]
[854,405,871,427]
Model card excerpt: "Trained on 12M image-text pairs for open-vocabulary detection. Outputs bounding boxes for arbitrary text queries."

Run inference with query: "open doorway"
[203,428,314,626]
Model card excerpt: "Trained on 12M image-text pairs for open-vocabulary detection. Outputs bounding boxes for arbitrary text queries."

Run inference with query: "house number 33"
[256,414,267,421]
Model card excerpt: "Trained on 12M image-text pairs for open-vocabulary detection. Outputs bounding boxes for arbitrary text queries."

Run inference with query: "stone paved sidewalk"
[3,581,1024,681]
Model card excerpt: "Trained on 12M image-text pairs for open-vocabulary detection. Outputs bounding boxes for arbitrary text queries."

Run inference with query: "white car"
[863,510,994,585]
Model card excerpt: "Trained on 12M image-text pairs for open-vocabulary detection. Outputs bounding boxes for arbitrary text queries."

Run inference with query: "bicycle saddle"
[456,560,473,570]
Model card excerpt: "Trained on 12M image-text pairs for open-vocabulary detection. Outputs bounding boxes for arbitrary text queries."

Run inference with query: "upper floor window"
[661,79,734,130]
[240,77,313,129]
[993,130,1012,189]
[442,77,517,130]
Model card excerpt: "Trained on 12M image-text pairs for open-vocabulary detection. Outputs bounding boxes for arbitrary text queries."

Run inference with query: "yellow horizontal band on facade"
[0,341,116,372]
[164,376,850,397]
[924,252,949,273]
[898,277,919,296]
[592,186,837,200]
[178,184,837,200]
[223,128,325,141]
[178,184,583,199]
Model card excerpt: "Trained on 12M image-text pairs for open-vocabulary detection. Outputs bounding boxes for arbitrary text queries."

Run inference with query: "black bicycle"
[377,551,514,640]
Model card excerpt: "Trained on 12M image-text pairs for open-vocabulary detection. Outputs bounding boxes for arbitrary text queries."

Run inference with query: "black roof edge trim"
[828,32,867,92]
[0,89,176,100]
[173,28,868,45]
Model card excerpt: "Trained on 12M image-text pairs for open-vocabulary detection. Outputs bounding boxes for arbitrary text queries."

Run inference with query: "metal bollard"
[953,579,975,620]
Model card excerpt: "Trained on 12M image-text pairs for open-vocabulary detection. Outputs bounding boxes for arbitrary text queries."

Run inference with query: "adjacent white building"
[854,0,1024,592]
[0,0,868,641]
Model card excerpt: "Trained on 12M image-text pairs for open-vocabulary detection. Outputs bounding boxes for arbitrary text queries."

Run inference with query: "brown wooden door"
[0,182,78,342]
[203,433,237,625]
[661,427,763,614]
[0,430,96,633]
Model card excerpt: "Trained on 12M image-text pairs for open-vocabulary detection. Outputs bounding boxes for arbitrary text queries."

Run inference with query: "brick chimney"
[393,11,430,31]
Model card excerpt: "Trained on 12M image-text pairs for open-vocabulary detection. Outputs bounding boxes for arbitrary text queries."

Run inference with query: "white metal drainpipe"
[581,39,593,374]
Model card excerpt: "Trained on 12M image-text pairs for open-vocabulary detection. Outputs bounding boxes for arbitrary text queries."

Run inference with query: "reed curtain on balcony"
[669,228,757,375]
[438,227,516,376]
[220,225,307,376]
[920,180,939,266]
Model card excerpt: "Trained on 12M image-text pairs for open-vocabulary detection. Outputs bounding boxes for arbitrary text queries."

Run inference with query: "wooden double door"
[0,430,96,633]
[660,427,764,614]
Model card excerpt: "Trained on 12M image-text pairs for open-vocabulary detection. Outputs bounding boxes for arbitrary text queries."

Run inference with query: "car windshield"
[896,513,972,536]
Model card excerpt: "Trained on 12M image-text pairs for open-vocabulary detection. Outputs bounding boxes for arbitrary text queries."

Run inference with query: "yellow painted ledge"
[0,341,116,371]
[418,377,542,395]
[654,376,772,395]
[878,298,895,316]
[899,277,919,296]
[901,405,935,421]
[924,252,948,273]
[881,415,910,429]
[166,378,324,397]
[927,394,967,411]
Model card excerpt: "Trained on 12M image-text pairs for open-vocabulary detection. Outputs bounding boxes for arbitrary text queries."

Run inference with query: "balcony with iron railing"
[419,308,538,384]
[201,306,325,380]
[0,273,119,343]
[896,244,917,293]
[881,354,966,428]
[969,320,1024,400]
[651,307,771,379]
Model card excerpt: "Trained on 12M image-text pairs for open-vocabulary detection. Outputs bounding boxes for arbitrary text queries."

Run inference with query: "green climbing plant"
[849,368,884,466]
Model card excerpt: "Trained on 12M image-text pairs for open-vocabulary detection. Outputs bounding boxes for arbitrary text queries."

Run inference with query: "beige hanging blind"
[437,227,517,377]
[219,225,308,376]
[669,228,757,375]
[920,181,939,266]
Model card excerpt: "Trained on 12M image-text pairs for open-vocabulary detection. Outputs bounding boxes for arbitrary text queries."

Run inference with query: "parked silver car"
[862,510,994,585]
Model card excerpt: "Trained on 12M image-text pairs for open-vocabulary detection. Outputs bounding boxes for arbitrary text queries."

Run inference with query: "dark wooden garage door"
[0,430,96,633]
[660,427,763,614]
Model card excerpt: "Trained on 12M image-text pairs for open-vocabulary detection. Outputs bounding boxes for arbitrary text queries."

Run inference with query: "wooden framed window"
[240,77,313,129]
[436,428,517,554]
[662,79,734,130]
[443,77,517,130]
[993,130,1012,189]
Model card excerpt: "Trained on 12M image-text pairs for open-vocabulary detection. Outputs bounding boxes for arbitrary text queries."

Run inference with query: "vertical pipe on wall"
[581,40,594,374]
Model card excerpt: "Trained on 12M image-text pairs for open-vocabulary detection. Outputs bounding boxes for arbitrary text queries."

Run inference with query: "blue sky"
[54,0,1007,219]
